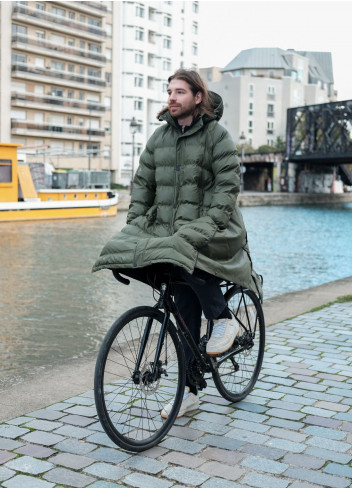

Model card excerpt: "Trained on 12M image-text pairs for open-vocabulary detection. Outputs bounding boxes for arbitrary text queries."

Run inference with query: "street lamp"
[239,131,246,193]
[129,117,138,194]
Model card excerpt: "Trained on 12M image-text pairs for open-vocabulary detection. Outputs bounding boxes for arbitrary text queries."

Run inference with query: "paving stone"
[53,438,97,455]
[242,471,289,488]
[49,452,94,470]
[265,438,306,453]
[65,396,95,406]
[162,450,205,468]
[195,411,233,425]
[160,436,206,454]
[162,466,210,486]
[88,447,132,464]
[302,406,337,418]
[229,410,268,424]
[305,447,352,464]
[5,456,54,475]
[304,415,342,429]
[240,443,287,460]
[84,462,130,480]
[264,417,304,431]
[59,414,96,427]
[122,455,168,474]
[6,417,33,426]
[137,446,168,459]
[200,403,234,415]
[306,435,351,452]
[241,455,288,474]
[64,406,97,417]
[201,446,246,465]
[122,472,173,488]
[169,424,205,440]
[47,402,74,411]
[0,438,24,450]
[15,444,55,458]
[21,431,65,447]
[0,451,16,464]
[201,476,244,487]
[198,460,245,481]
[24,419,63,432]
[44,467,96,487]
[27,409,65,421]
[87,482,123,488]
[0,425,29,439]
[266,427,307,443]
[284,467,350,488]
[303,425,347,440]
[200,434,245,451]
[0,467,16,482]
[282,453,325,469]
[53,425,93,439]
[229,419,270,433]
[2,475,55,488]
[323,462,352,478]
[264,408,305,421]
[225,428,269,445]
[234,401,267,413]
[189,420,230,435]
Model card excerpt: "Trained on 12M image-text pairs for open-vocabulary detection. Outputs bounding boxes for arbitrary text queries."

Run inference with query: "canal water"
[1,203,352,382]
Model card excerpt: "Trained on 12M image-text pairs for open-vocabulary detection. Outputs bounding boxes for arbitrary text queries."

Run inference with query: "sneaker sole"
[161,406,199,419]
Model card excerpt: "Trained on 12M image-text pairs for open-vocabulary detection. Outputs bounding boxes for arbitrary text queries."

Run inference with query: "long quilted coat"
[93,92,262,298]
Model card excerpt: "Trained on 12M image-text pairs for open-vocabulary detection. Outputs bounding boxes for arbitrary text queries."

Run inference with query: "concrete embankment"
[1,275,352,423]
[117,189,352,211]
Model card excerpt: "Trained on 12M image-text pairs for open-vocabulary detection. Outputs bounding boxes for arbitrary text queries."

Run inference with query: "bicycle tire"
[212,287,265,402]
[94,306,186,452]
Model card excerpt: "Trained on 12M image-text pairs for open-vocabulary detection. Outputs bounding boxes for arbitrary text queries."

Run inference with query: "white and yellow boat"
[0,143,118,222]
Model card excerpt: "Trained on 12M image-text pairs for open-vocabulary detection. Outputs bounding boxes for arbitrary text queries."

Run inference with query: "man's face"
[167,78,202,122]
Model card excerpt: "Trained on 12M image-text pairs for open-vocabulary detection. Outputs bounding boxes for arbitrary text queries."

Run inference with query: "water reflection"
[1,203,351,380]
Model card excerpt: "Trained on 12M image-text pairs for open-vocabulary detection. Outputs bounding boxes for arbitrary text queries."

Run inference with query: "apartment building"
[0,1,118,174]
[119,1,199,184]
[200,48,336,150]
[0,0,199,184]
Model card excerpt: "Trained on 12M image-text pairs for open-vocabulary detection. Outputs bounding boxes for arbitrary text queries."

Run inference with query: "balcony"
[11,120,105,141]
[54,1,108,15]
[267,111,275,118]
[12,4,106,40]
[11,92,106,114]
[267,129,275,135]
[267,93,276,101]
[12,63,106,91]
[12,34,106,66]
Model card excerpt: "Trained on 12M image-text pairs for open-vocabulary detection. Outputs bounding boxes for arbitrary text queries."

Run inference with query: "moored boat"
[0,143,118,222]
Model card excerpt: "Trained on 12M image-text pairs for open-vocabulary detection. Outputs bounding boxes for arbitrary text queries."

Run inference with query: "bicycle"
[94,268,265,453]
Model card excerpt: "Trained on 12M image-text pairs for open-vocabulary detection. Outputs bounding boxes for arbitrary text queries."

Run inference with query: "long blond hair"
[157,69,213,120]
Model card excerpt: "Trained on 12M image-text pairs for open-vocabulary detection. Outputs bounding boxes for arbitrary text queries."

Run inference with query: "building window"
[192,22,198,35]
[248,120,253,134]
[249,84,254,97]
[88,17,101,27]
[105,72,112,84]
[68,38,74,47]
[52,6,65,17]
[12,53,27,64]
[136,27,144,41]
[163,59,171,71]
[249,102,253,116]
[135,52,144,64]
[51,61,65,71]
[36,2,45,10]
[268,85,275,95]
[68,64,74,73]
[192,2,199,13]
[12,24,27,35]
[105,121,111,134]
[267,104,275,117]
[134,99,143,110]
[89,43,101,53]
[164,14,172,27]
[136,5,144,17]
[267,121,274,134]
[68,11,75,20]
[79,92,84,100]
[163,37,171,49]
[67,90,73,98]
[192,43,198,56]
[134,75,143,87]
[88,68,101,78]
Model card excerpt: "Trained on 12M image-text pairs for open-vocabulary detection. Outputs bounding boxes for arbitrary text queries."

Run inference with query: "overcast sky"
[198,0,352,101]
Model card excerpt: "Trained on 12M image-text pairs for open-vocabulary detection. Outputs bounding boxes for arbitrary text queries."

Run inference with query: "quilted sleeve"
[126,134,156,224]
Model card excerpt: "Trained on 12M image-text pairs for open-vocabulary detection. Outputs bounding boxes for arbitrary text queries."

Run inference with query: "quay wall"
[117,190,352,211]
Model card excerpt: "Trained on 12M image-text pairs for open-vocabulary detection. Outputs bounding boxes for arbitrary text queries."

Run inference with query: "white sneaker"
[206,317,240,356]
[161,387,199,419]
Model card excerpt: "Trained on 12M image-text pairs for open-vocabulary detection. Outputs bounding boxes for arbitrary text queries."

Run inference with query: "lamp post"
[129,117,138,194]
[239,131,246,193]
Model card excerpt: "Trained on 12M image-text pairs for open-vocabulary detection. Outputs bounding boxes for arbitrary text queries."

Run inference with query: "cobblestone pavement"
[1,301,352,488]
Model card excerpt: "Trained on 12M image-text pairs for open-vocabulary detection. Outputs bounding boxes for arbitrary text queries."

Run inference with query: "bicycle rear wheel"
[212,287,265,402]
[94,306,185,452]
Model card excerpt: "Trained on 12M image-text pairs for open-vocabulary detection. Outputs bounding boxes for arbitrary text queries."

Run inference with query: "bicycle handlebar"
[114,272,130,285]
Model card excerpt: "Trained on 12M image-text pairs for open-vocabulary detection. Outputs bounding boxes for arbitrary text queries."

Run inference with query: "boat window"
[63,194,66,199]
[0,160,12,183]
[74,193,77,199]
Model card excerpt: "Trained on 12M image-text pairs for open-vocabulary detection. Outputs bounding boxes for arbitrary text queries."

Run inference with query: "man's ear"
[195,91,202,105]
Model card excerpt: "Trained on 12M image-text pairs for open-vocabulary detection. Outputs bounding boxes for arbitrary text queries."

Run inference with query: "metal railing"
[11,92,106,112]
[11,120,105,137]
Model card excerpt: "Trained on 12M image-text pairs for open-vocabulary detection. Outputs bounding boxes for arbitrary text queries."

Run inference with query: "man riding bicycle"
[93,68,262,418]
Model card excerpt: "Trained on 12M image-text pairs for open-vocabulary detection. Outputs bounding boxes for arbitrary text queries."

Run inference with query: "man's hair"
[157,68,213,120]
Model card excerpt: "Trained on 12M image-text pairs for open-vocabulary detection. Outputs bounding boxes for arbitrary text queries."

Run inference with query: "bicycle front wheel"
[212,287,265,403]
[94,306,186,452]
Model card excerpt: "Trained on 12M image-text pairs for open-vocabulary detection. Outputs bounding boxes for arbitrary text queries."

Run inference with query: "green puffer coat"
[93,92,262,299]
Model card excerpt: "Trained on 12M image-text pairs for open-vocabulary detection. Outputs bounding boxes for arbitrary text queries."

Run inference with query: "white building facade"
[201,48,336,150]
[119,1,199,184]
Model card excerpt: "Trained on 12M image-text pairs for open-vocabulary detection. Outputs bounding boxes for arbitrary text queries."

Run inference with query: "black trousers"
[172,268,231,391]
